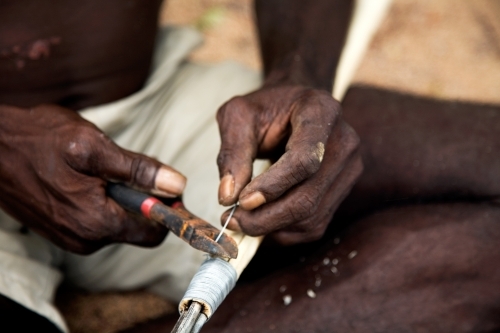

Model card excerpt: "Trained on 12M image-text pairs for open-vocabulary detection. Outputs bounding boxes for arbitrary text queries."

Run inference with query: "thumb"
[216,97,258,206]
[65,130,186,197]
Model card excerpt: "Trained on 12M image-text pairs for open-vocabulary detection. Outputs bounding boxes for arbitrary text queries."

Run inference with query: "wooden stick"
[225,231,264,277]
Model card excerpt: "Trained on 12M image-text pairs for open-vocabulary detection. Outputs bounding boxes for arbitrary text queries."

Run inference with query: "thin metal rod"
[171,302,202,333]
[191,313,208,333]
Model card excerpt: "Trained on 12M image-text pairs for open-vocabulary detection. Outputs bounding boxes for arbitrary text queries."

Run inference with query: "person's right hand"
[0,104,186,254]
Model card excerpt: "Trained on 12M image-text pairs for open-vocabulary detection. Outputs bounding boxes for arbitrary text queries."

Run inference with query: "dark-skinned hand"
[0,104,186,254]
[217,85,362,245]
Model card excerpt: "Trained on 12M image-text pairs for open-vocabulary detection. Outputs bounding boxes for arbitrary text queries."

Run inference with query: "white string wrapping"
[179,257,237,319]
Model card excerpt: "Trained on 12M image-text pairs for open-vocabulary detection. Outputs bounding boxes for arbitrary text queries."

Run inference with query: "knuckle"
[129,155,156,188]
[63,125,105,171]
[341,123,361,153]
[295,150,322,177]
[217,149,232,169]
[290,193,317,221]
[216,96,249,124]
[296,89,341,118]
[299,222,327,243]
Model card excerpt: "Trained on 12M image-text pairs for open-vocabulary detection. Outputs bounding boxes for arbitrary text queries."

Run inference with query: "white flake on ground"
[283,295,292,306]
[279,285,287,293]
[331,266,338,274]
[315,279,321,287]
[332,258,339,265]
[323,258,330,265]
[307,289,316,298]
[348,251,358,259]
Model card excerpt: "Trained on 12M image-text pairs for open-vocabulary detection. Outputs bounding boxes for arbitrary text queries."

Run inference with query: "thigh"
[122,203,500,333]
[204,203,500,333]
[340,87,500,216]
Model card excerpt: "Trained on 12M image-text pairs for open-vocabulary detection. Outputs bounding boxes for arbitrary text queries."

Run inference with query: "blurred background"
[56,0,500,332]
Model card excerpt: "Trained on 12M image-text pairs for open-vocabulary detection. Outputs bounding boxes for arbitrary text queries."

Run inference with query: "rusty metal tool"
[106,183,238,259]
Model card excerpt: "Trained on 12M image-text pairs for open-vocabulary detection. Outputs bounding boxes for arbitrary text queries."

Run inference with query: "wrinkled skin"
[0,0,188,255]
[0,104,186,254]
[217,85,362,245]
[215,0,358,245]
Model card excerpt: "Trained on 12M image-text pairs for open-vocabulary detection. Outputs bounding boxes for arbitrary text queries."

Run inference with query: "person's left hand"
[216,84,363,245]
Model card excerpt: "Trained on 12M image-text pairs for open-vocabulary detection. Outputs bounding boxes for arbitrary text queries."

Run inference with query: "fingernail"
[150,189,176,198]
[218,174,235,205]
[227,217,242,232]
[154,166,186,196]
[240,191,266,210]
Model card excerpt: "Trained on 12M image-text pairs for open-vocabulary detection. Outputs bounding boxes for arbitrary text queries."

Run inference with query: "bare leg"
[123,203,500,333]
[340,86,500,216]
[202,203,500,333]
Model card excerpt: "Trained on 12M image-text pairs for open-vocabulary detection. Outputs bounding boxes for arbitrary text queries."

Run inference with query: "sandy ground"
[56,0,500,332]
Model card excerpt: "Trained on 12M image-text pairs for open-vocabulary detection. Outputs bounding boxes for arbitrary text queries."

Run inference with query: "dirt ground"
[56,0,500,332]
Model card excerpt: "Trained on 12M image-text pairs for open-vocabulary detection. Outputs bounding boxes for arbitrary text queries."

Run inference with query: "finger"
[239,92,340,210]
[103,197,169,247]
[272,152,363,245]
[216,97,259,206]
[64,127,186,197]
[223,122,360,237]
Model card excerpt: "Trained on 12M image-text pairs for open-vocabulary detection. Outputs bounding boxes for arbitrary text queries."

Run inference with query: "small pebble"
[283,295,292,306]
[334,238,340,244]
[279,285,287,293]
[323,258,330,265]
[332,258,339,265]
[307,289,317,298]
[348,251,358,259]
[331,266,338,274]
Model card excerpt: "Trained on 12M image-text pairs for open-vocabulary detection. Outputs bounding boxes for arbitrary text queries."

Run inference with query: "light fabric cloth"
[0,0,391,329]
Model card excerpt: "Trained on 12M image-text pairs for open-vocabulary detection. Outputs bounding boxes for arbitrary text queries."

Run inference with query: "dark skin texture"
[0,0,163,109]
[121,87,500,333]
[0,0,189,254]
[217,0,360,244]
